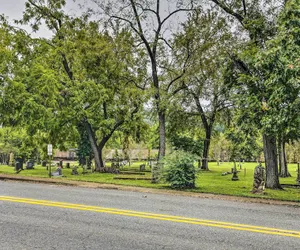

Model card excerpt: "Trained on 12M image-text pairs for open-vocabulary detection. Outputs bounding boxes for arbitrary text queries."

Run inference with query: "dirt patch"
[0,173,299,207]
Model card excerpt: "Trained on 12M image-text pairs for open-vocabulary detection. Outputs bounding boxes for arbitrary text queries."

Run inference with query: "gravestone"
[71,166,79,175]
[140,164,146,171]
[59,160,63,168]
[252,163,265,194]
[66,163,70,168]
[221,171,231,176]
[239,163,242,170]
[231,169,239,181]
[42,160,47,167]
[51,166,62,176]
[151,163,159,183]
[15,159,23,173]
[102,167,120,174]
[231,162,239,181]
[15,158,24,170]
[26,160,34,169]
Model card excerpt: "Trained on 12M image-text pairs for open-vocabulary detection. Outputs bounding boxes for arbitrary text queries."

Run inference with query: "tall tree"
[208,0,284,188]
[93,0,197,165]
[7,0,144,171]
[171,10,233,170]
[257,0,300,177]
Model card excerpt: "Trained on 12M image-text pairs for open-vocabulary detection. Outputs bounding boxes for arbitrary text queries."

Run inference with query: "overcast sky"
[1,0,27,19]
[1,0,81,37]
[1,0,189,39]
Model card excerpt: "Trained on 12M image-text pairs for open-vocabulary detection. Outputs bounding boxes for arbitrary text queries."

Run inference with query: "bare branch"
[110,15,140,35]
[167,44,192,92]
[161,8,194,26]
[192,93,209,129]
[210,0,244,26]
[242,0,247,16]
[158,37,173,50]
[172,83,188,95]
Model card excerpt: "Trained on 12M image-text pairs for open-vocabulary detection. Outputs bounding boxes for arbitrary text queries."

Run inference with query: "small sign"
[47,144,53,156]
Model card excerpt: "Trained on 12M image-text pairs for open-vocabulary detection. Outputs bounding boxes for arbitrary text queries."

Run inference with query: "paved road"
[0,181,299,250]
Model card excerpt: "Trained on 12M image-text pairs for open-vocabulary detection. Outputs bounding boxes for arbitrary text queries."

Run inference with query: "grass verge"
[0,162,299,202]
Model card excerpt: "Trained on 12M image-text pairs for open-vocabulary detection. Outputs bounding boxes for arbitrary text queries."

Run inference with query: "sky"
[1,0,26,20]
[0,0,81,38]
[1,0,188,39]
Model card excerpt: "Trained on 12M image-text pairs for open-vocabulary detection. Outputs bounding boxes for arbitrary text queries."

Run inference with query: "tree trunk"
[158,110,166,161]
[98,146,105,170]
[84,122,102,171]
[263,134,281,189]
[201,127,212,171]
[151,58,166,163]
[279,140,291,177]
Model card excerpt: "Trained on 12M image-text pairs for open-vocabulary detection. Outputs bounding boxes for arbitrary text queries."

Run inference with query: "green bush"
[163,151,197,189]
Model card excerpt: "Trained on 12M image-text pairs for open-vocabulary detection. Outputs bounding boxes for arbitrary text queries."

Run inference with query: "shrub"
[163,151,197,189]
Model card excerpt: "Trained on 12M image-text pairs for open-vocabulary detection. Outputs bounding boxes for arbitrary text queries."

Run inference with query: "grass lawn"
[0,161,299,202]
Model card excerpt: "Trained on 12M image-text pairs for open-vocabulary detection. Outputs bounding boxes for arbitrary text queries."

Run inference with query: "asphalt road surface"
[0,181,300,250]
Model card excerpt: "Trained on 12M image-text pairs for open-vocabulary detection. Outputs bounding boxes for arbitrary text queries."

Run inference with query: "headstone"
[15,158,24,170]
[231,169,239,181]
[51,166,62,176]
[26,160,34,169]
[15,160,23,173]
[252,163,265,194]
[59,160,63,168]
[231,162,239,181]
[140,164,146,172]
[71,166,79,175]
[221,171,231,176]
[100,166,120,174]
[151,163,159,183]
[239,163,242,170]
[42,160,47,167]
[66,163,70,168]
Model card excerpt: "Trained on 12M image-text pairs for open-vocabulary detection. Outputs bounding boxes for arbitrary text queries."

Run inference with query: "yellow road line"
[1,196,300,238]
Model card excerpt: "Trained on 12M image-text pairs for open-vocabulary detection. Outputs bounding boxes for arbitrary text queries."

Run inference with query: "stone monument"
[252,163,265,194]
[51,166,62,176]
[71,166,79,175]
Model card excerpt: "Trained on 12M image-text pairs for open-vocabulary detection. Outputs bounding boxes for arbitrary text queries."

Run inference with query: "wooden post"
[48,156,51,178]
[297,163,300,184]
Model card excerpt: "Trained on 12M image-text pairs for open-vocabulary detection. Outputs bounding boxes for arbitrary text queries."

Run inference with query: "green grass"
[0,162,299,202]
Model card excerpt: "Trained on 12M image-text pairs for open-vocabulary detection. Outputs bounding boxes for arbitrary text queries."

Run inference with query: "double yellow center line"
[1,195,299,238]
